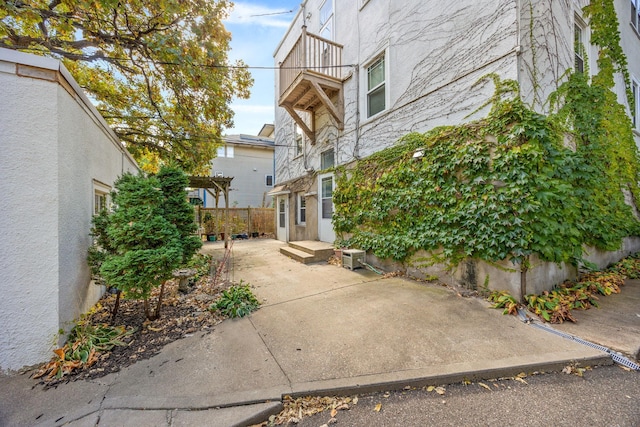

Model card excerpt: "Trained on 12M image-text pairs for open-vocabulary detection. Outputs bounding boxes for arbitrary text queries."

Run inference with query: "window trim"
[361,47,390,122]
[319,0,334,40]
[296,193,306,225]
[632,0,640,33]
[320,148,335,170]
[93,180,111,215]
[265,174,274,187]
[574,15,588,74]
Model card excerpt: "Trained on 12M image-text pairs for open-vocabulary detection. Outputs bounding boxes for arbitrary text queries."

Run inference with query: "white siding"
[0,48,138,371]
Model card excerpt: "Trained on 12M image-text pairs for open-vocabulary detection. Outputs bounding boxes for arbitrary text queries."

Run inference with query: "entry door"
[276,196,288,242]
[318,173,336,243]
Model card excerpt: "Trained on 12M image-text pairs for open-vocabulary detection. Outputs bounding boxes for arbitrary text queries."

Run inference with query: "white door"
[318,173,336,243]
[276,196,288,242]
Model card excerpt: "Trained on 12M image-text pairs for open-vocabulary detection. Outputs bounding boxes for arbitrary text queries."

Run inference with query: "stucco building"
[272,0,640,244]
[190,131,275,209]
[0,48,139,371]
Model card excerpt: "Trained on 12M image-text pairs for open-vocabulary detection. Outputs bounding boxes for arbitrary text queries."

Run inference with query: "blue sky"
[222,1,301,136]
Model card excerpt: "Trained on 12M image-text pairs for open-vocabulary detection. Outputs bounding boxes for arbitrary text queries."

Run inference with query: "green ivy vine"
[333,1,640,269]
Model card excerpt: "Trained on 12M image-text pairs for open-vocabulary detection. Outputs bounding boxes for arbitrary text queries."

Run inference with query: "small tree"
[156,166,202,262]
[98,173,182,320]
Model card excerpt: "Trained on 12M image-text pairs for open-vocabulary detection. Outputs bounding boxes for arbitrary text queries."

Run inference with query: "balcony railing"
[279,26,343,98]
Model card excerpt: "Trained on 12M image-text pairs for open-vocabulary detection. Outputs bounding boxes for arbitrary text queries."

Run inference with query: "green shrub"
[210,282,260,318]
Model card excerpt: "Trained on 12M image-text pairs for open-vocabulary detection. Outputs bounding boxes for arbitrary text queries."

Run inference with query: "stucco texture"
[0,49,138,371]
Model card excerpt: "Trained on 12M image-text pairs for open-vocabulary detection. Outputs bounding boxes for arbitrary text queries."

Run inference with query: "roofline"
[0,48,139,170]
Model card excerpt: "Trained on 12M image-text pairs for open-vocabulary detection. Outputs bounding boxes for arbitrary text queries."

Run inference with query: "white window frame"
[632,0,640,33]
[319,0,334,40]
[93,180,111,215]
[362,48,389,120]
[216,145,234,158]
[320,148,335,170]
[574,15,587,74]
[265,174,274,187]
[297,193,306,225]
[632,77,639,132]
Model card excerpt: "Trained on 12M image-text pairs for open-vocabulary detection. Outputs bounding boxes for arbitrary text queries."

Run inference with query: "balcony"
[278,27,344,144]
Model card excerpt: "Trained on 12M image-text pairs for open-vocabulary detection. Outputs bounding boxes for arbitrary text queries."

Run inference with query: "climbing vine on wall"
[333,0,640,268]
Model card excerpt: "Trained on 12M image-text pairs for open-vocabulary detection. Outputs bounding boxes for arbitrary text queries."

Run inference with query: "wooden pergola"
[188,176,234,248]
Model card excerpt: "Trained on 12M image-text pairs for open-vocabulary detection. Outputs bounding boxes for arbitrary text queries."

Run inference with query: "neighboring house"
[0,48,139,371]
[191,131,275,208]
[272,0,640,244]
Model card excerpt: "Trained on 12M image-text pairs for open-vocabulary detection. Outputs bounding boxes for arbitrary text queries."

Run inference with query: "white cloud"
[224,2,294,28]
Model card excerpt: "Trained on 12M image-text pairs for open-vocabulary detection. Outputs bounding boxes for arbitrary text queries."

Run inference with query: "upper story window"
[321,148,334,170]
[574,21,586,73]
[319,0,333,40]
[367,54,386,117]
[294,123,304,157]
[216,145,234,158]
[632,0,640,33]
[266,174,274,186]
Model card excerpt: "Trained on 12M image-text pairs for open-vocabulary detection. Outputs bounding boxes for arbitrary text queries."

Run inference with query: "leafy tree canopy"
[0,0,252,174]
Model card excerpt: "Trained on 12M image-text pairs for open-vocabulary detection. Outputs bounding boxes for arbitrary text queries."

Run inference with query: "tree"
[97,172,184,320]
[156,165,202,262]
[0,0,252,174]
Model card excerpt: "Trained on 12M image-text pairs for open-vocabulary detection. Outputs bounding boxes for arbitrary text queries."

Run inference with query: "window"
[294,123,304,156]
[574,22,585,73]
[265,174,274,186]
[321,177,333,219]
[93,181,111,215]
[278,198,286,228]
[632,0,640,32]
[297,193,306,225]
[321,149,334,170]
[319,0,333,40]
[216,145,234,158]
[367,55,386,117]
[632,79,639,131]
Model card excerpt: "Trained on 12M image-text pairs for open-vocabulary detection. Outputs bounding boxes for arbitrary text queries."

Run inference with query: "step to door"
[280,246,321,264]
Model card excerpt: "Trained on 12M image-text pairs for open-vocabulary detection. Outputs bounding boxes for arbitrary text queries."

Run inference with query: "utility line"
[13,47,356,70]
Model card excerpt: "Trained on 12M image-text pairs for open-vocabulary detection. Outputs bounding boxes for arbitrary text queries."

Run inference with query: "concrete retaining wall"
[364,237,640,300]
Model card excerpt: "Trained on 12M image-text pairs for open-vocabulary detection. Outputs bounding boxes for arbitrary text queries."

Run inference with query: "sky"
[222,1,301,136]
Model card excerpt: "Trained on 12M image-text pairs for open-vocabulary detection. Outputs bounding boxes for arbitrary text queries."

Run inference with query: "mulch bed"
[35,273,231,388]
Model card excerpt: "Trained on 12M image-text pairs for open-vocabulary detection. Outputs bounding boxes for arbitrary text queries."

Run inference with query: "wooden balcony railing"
[279,26,343,98]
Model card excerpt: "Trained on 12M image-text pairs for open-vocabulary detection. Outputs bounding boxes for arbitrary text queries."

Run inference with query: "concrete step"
[288,240,335,260]
[280,246,316,264]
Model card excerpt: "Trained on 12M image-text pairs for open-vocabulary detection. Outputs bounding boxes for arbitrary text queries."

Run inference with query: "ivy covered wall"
[333,1,640,288]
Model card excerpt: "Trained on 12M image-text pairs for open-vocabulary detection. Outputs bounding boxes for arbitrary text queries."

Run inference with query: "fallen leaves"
[478,382,492,391]
[267,395,357,425]
[562,365,590,377]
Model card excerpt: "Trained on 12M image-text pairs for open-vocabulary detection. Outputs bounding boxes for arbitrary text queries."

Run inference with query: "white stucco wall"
[274,0,520,185]
[0,48,138,371]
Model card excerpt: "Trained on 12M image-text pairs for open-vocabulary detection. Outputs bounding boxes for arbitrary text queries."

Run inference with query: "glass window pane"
[368,58,385,90]
[226,146,234,158]
[320,0,332,26]
[322,177,333,198]
[322,199,333,218]
[216,146,225,157]
[368,85,386,117]
[279,199,285,228]
[321,149,334,169]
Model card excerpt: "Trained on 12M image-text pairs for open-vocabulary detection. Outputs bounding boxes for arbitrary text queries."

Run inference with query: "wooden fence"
[197,207,275,237]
